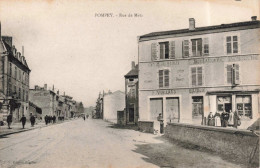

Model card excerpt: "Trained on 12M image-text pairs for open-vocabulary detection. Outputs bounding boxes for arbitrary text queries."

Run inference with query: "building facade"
[124,61,139,124]
[138,17,260,130]
[0,24,31,122]
[103,90,125,123]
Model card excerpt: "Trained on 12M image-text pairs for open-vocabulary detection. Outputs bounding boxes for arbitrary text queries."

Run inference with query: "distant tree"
[77,102,84,114]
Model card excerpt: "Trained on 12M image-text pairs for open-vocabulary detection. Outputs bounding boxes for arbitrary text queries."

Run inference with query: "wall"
[165,123,259,166]
[103,91,125,123]
[29,90,52,116]
[138,121,154,133]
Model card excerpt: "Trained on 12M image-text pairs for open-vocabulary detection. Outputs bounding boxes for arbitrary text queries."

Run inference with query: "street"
[0,119,245,168]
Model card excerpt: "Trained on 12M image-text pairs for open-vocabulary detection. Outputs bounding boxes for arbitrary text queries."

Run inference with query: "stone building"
[124,61,139,124]
[138,17,260,130]
[103,90,125,123]
[0,23,31,122]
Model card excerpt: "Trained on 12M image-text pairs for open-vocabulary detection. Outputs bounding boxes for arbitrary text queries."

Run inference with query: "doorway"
[166,97,179,123]
[129,104,135,123]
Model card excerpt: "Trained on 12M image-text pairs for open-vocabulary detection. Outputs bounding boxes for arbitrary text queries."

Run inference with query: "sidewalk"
[0,119,74,137]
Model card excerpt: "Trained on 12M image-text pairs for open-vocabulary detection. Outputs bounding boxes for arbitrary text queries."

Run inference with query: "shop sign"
[149,60,179,67]
[189,88,205,94]
[152,89,176,95]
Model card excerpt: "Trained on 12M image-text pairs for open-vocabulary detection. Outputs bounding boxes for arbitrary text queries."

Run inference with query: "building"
[103,90,125,123]
[138,17,260,130]
[29,84,56,117]
[0,23,31,122]
[29,101,42,119]
[124,61,139,124]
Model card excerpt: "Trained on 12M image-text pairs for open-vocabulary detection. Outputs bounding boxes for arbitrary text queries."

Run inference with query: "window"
[226,35,239,54]
[182,40,189,58]
[18,88,21,99]
[159,42,169,59]
[226,64,240,85]
[217,96,232,112]
[203,38,209,55]
[191,66,203,86]
[15,66,17,79]
[236,95,252,119]
[191,38,202,57]
[159,69,169,88]
[9,63,12,76]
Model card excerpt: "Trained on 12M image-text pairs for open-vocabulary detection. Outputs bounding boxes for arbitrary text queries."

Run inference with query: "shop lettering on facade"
[190,55,258,65]
[152,89,176,95]
[149,60,179,67]
[189,88,205,94]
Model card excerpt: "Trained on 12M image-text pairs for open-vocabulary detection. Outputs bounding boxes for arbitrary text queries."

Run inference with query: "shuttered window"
[182,40,189,58]
[191,67,203,86]
[203,38,209,55]
[151,43,157,61]
[159,69,170,88]
[169,41,175,59]
[226,64,240,85]
[159,42,169,59]
[226,35,239,54]
[191,38,202,57]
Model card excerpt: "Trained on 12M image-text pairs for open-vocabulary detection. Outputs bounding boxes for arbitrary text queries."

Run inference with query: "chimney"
[189,18,195,30]
[44,84,47,90]
[251,16,257,21]
[131,61,135,70]
[52,85,54,91]
[22,46,24,56]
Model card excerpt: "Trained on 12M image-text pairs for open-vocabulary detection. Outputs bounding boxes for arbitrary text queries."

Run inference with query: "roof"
[124,65,138,78]
[140,20,260,40]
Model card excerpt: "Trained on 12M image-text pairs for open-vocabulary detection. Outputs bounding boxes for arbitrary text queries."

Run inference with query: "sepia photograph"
[0,0,259,167]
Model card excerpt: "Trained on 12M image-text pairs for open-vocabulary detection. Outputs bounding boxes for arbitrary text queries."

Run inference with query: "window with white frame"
[182,40,189,58]
[236,95,252,119]
[226,35,239,54]
[226,63,240,85]
[159,42,169,59]
[191,38,202,57]
[191,66,203,86]
[159,69,169,88]
[203,38,209,55]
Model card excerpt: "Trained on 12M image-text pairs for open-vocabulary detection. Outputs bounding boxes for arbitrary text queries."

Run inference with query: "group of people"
[6,113,37,129]
[208,110,241,128]
[44,115,56,125]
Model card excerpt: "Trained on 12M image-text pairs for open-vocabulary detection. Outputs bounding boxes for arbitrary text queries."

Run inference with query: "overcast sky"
[0,0,259,107]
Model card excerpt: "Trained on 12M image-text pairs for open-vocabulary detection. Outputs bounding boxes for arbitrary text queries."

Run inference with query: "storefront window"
[236,95,252,119]
[192,97,203,125]
[217,96,232,112]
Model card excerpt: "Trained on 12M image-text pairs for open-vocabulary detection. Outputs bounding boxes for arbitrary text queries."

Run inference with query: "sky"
[0,0,259,107]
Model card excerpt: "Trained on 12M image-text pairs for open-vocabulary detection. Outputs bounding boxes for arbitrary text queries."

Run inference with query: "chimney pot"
[189,18,195,30]
[251,16,257,21]
[131,61,135,70]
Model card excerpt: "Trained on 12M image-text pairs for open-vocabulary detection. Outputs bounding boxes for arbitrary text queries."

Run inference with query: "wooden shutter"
[234,64,240,85]
[191,67,196,86]
[233,36,238,53]
[182,40,189,58]
[160,43,164,59]
[151,43,157,61]
[227,65,232,84]
[169,41,175,59]
[164,70,169,87]
[197,39,202,56]
[197,67,203,86]
[159,70,164,88]
[226,36,232,54]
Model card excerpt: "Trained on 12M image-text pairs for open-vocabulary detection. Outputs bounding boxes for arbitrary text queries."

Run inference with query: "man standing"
[221,110,229,127]
[44,115,48,125]
[30,115,35,127]
[7,114,12,129]
[20,115,26,129]
[157,113,164,134]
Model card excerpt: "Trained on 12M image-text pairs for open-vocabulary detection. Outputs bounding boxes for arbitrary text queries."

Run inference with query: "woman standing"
[214,112,221,127]
[208,112,215,126]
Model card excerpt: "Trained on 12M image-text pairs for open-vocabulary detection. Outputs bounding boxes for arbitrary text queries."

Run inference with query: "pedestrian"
[157,113,164,134]
[83,115,86,121]
[7,114,12,129]
[221,110,229,127]
[44,115,48,125]
[233,110,240,128]
[53,115,56,123]
[30,115,36,127]
[214,111,221,127]
[228,110,234,127]
[20,115,26,129]
[207,112,215,126]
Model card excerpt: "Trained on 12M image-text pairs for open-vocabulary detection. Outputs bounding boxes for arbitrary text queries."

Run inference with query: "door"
[192,96,204,125]
[166,98,179,123]
[129,105,135,123]
[150,98,163,132]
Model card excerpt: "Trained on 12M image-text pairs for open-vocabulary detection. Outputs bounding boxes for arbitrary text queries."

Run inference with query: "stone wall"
[138,121,154,133]
[165,123,259,166]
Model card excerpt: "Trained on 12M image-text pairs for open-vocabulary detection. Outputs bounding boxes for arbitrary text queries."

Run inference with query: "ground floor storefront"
[139,86,260,131]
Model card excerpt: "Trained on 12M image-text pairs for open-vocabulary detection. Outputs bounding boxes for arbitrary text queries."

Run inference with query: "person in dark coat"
[83,115,86,121]
[53,115,56,123]
[233,111,240,128]
[221,111,229,127]
[30,115,36,127]
[20,115,26,129]
[44,115,48,125]
[207,112,215,126]
[7,114,12,129]
[157,113,164,134]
